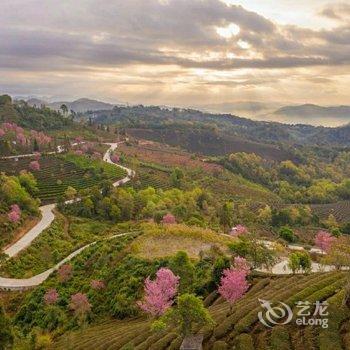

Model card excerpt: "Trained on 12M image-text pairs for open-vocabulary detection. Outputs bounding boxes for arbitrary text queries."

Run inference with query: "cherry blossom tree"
[233,256,251,274]
[162,213,176,224]
[229,224,248,237]
[69,293,91,319]
[16,133,27,145]
[15,126,24,134]
[29,160,40,171]
[2,122,16,131]
[111,154,120,163]
[218,258,250,313]
[0,128,5,137]
[138,268,179,317]
[90,280,105,290]
[44,289,59,305]
[315,230,335,252]
[30,130,51,145]
[58,264,73,282]
[8,204,21,223]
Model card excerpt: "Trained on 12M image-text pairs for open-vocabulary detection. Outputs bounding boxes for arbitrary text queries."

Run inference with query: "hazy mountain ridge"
[194,101,350,127]
[262,104,350,127]
[26,97,117,113]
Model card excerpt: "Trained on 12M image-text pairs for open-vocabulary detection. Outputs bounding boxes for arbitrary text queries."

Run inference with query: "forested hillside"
[87,105,350,148]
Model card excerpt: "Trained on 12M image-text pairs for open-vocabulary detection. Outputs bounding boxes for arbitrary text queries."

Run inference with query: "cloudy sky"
[0,0,349,109]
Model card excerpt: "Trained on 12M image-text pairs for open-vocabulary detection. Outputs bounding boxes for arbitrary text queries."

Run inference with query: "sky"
[0,0,349,110]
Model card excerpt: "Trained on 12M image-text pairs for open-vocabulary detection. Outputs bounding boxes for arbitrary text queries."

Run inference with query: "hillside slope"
[53,271,349,350]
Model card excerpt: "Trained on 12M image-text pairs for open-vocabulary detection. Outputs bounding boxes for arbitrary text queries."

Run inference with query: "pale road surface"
[0,142,134,290]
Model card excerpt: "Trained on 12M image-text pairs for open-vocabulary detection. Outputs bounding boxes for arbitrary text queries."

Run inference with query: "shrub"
[236,333,254,350]
[278,226,297,243]
[212,340,228,350]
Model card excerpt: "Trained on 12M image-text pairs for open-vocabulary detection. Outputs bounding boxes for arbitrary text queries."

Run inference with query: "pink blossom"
[31,130,51,145]
[162,213,176,224]
[137,268,179,317]
[58,264,73,282]
[229,224,248,236]
[15,126,24,134]
[0,128,5,137]
[111,154,120,163]
[29,160,40,171]
[234,256,251,274]
[34,152,41,160]
[69,293,91,317]
[17,133,27,145]
[11,204,21,214]
[2,122,16,131]
[74,150,83,156]
[8,209,21,223]
[44,289,59,305]
[90,280,105,290]
[8,204,21,222]
[75,136,83,143]
[315,231,335,252]
[218,268,249,306]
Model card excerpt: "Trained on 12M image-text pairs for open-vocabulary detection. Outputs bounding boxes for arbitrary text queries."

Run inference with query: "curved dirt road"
[0,142,134,290]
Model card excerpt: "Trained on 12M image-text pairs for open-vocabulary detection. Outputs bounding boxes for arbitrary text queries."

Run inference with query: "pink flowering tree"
[229,224,248,237]
[58,264,73,283]
[138,268,180,317]
[90,280,105,290]
[31,130,51,145]
[218,257,250,313]
[29,160,40,171]
[0,128,5,137]
[16,133,27,145]
[44,289,59,305]
[315,231,335,252]
[111,154,120,163]
[69,293,91,322]
[233,256,251,274]
[162,213,176,225]
[8,204,21,223]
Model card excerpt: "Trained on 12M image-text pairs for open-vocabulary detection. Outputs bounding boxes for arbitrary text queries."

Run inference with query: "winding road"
[0,142,344,290]
[0,142,135,291]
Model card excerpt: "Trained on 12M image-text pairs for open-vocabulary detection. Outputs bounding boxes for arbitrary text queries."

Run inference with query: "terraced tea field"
[128,164,172,190]
[311,201,350,223]
[0,155,126,203]
[54,271,350,350]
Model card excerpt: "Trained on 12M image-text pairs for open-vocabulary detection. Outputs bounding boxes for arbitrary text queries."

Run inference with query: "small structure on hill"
[180,335,203,350]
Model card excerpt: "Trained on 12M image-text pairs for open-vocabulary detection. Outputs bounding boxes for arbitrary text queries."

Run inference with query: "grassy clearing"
[130,223,232,259]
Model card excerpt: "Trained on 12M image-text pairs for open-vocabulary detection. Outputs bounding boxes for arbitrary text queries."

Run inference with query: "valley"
[0,94,349,349]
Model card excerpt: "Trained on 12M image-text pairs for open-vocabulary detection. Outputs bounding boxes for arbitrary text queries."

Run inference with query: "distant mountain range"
[196,101,350,127]
[26,98,117,113]
[24,97,350,127]
[264,104,350,127]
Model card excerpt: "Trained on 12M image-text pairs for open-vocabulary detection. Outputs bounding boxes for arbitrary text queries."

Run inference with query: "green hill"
[53,271,349,350]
